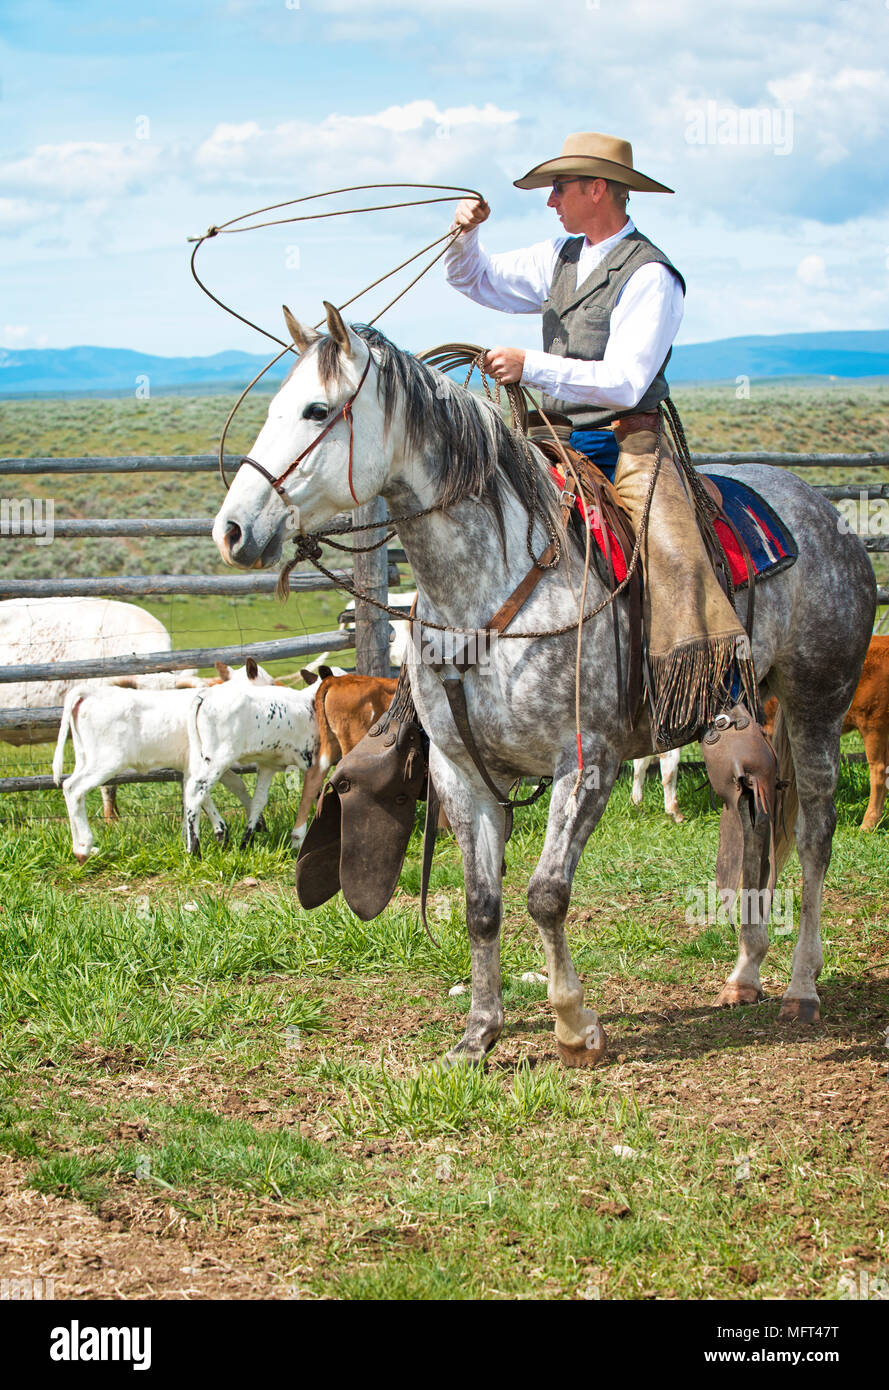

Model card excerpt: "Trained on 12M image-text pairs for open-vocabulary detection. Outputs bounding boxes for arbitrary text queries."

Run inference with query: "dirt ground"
[2,944,887,1301]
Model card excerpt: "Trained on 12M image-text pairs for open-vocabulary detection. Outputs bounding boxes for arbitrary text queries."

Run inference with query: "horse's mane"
[309,324,575,556]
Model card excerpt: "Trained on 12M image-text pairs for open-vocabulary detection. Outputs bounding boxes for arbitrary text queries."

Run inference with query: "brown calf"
[291,672,398,847]
[763,633,889,831]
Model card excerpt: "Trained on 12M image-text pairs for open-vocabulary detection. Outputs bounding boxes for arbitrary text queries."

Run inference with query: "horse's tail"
[770,701,798,874]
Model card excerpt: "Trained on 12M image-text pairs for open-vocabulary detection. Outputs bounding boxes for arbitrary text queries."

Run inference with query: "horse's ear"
[282,304,319,353]
[323,300,353,356]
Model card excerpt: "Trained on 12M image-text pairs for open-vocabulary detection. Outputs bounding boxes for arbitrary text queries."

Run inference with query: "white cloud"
[193,103,522,186]
[2,324,48,348]
[0,140,166,201]
[359,101,518,133]
[767,66,888,167]
[796,254,827,287]
[0,197,48,234]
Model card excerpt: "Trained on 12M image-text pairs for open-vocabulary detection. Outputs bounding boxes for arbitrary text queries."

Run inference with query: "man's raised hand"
[452,197,490,233]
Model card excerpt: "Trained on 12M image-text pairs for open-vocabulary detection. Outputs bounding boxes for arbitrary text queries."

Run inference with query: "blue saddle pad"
[708,474,799,588]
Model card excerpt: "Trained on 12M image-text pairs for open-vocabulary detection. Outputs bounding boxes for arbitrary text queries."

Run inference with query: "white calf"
[1,596,190,824]
[631,749,684,824]
[183,682,318,856]
[53,662,273,862]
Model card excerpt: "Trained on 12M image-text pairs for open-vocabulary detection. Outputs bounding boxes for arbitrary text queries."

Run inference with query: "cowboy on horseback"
[446,131,769,765]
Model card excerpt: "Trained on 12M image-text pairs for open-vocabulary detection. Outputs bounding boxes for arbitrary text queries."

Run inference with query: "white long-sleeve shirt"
[444,218,684,412]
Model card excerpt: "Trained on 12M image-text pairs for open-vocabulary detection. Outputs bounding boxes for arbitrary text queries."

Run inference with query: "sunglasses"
[550,178,585,195]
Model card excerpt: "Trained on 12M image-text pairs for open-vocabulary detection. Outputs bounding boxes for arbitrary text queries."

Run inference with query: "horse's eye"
[303,403,329,423]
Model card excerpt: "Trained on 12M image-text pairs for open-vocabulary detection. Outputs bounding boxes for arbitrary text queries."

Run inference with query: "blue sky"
[2,0,887,356]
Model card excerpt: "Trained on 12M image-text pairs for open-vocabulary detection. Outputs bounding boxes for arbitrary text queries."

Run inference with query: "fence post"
[352,496,391,675]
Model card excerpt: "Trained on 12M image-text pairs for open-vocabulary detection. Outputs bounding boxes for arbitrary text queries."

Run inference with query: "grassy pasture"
[0,758,886,1301]
[0,387,886,1301]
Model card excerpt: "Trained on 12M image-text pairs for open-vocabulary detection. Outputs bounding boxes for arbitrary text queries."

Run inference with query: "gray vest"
[541,228,685,430]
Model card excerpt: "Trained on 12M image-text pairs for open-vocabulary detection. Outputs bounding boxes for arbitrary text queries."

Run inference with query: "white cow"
[53,661,274,862]
[0,598,187,729]
[183,681,318,856]
[631,749,684,824]
[0,597,196,822]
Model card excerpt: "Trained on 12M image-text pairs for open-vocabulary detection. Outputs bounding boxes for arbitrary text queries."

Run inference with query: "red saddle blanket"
[548,466,628,583]
[548,466,798,590]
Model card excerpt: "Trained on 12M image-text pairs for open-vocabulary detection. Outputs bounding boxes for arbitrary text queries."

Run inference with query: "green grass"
[0,389,886,1299]
[0,754,885,1298]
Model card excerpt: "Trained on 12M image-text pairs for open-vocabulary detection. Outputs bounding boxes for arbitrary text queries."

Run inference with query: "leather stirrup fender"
[314,716,427,922]
[295,718,428,919]
[294,779,343,910]
[700,706,780,909]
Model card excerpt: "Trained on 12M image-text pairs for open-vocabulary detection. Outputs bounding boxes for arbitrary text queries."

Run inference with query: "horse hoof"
[556,1022,607,1068]
[74,851,89,865]
[438,1047,486,1071]
[715,982,764,1007]
[214,825,230,848]
[779,996,820,1023]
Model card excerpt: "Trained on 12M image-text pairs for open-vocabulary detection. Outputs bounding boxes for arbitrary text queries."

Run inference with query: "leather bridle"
[239,350,373,513]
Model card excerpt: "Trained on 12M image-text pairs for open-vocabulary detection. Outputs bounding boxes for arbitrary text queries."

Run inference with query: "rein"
[277,346,662,646]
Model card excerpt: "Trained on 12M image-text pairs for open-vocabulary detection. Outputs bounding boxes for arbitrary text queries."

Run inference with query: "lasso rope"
[188,184,485,486]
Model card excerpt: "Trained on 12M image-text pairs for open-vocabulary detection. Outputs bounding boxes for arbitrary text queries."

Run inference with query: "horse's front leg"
[429,744,507,1067]
[528,743,621,1067]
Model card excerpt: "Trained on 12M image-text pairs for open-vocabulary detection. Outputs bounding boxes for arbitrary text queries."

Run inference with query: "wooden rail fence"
[0,449,885,798]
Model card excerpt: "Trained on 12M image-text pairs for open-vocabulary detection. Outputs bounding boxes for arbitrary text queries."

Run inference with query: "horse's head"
[213,301,389,569]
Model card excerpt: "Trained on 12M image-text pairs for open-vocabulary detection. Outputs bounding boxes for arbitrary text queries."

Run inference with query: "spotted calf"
[183,679,319,856]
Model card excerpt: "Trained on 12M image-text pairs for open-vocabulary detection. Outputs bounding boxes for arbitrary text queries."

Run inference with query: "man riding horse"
[446,131,771,768]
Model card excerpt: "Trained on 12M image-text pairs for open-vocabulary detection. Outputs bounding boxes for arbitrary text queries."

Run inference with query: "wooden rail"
[3,451,888,474]
[0,765,259,795]
[0,562,398,601]
[0,630,355,686]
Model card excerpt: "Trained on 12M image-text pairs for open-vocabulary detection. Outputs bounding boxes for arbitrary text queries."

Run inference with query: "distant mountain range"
[1,330,887,396]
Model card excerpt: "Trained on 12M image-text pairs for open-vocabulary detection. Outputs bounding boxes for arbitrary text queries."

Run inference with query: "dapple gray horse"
[213,303,876,1067]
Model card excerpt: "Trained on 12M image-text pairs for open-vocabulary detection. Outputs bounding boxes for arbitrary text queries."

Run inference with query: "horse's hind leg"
[715,802,772,1007]
[528,748,620,1067]
[774,699,845,1023]
[430,747,508,1067]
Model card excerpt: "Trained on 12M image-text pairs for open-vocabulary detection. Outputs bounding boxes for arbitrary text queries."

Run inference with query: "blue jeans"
[569,428,620,483]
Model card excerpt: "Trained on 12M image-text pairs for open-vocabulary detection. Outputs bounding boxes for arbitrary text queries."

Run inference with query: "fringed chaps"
[612,427,758,750]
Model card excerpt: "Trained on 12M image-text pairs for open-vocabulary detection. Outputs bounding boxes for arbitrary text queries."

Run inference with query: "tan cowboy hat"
[514,131,674,193]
